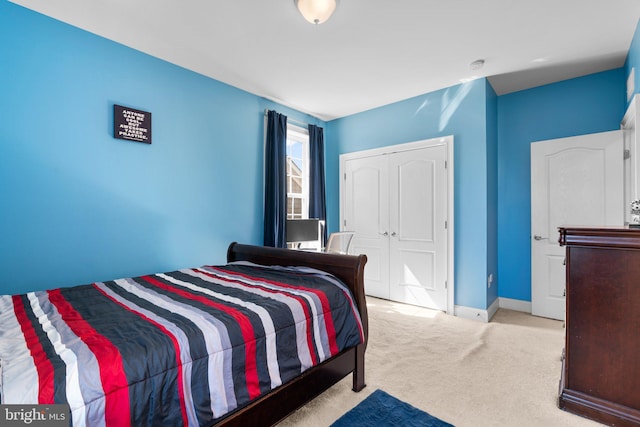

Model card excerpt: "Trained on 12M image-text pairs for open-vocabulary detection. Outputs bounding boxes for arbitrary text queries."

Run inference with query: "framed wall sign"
[114,104,152,144]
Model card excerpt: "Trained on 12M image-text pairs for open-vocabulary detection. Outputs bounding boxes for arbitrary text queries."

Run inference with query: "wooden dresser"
[558,227,640,426]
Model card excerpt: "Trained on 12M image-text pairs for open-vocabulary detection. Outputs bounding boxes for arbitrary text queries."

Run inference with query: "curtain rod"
[264,108,310,129]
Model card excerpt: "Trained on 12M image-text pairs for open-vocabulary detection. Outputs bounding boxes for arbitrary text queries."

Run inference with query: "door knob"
[533,235,548,241]
[380,231,388,236]
[391,232,397,237]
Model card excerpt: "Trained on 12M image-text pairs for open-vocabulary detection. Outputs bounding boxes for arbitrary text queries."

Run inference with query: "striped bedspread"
[0,262,364,426]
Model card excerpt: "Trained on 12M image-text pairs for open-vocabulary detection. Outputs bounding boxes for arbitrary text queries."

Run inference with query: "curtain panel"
[308,124,327,246]
[263,110,287,248]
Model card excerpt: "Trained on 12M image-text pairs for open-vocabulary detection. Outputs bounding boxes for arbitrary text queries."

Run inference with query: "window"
[286,125,309,219]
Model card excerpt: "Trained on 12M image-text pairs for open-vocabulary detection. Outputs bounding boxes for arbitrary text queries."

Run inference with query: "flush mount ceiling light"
[295,0,338,25]
[470,59,485,70]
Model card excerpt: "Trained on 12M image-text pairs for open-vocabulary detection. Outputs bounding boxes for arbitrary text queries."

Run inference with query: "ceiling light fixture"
[295,0,338,25]
[470,59,485,70]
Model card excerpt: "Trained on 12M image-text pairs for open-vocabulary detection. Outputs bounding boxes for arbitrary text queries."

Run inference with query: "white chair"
[325,231,355,254]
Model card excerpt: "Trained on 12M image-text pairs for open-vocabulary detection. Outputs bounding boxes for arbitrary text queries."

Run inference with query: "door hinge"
[344,172,347,180]
[624,149,631,160]
[445,220,448,229]
[444,280,448,289]
[445,160,448,169]
[344,219,347,227]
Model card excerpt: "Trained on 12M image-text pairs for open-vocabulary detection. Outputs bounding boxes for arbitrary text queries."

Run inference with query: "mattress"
[0,261,364,426]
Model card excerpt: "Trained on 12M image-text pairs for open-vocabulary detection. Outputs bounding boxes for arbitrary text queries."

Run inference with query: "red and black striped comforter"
[0,262,364,426]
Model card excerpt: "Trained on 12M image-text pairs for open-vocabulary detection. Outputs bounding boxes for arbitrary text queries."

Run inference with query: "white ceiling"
[10,0,640,121]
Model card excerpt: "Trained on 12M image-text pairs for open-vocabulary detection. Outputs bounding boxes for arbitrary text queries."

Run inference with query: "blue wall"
[327,79,491,309]
[327,68,625,310]
[496,69,625,302]
[0,2,324,294]
[625,19,640,105]
[486,81,499,306]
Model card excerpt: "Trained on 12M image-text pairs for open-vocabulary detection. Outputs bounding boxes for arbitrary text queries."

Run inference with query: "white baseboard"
[455,298,531,323]
[454,305,491,323]
[498,297,531,313]
[487,298,500,321]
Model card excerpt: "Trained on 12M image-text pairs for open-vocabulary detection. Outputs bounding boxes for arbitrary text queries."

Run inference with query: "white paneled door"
[343,139,451,312]
[531,131,623,320]
[388,146,448,310]
[344,154,390,299]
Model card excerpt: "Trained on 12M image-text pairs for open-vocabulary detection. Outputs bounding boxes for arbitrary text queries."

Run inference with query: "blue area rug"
[331,389,454,427]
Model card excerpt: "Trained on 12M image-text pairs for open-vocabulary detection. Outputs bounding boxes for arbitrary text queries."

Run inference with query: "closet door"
[344,155,390,299]
[388,146,448,311]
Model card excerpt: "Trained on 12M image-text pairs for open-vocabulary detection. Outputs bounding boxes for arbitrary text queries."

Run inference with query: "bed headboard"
[226,242,368,345]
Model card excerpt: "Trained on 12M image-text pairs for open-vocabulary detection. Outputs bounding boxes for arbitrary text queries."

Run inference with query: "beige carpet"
[278,297,601,427]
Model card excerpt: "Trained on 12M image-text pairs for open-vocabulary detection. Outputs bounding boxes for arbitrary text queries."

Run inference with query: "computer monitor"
[286,219,321,246]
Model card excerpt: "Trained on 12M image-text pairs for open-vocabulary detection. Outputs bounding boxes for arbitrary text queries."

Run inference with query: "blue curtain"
[264,110,288,248]
[308,124,327,246]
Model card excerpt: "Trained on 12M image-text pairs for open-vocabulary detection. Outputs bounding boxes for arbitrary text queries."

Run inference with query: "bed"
[0,242,368,426]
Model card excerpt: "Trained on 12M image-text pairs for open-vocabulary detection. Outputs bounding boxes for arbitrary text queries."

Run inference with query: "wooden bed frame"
[216,242,368,426]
